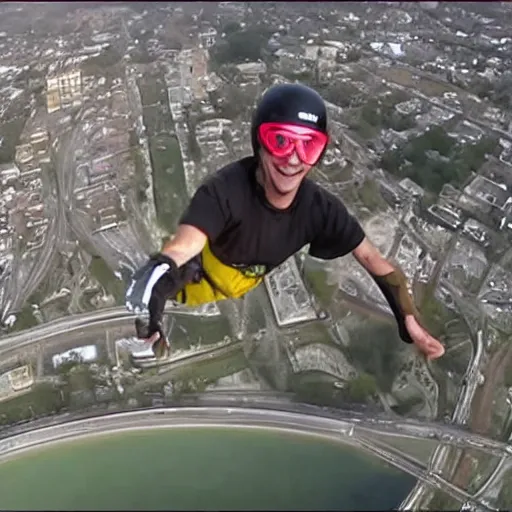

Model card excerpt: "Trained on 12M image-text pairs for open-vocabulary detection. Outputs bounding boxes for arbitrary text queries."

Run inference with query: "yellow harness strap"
[176,241,263,307]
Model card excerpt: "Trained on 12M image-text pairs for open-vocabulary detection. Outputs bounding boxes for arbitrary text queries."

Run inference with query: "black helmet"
[251,82,328,156]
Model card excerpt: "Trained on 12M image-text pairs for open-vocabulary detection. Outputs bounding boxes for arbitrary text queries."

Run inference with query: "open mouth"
[275,166,303,178]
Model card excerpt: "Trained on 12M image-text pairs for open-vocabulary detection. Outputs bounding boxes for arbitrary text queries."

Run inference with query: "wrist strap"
[150,252,180,280]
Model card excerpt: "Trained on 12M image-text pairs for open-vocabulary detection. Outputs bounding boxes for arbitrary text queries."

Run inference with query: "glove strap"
[149,252,180,280]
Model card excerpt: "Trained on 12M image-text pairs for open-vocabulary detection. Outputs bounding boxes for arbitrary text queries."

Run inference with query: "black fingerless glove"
[125,253,182,340]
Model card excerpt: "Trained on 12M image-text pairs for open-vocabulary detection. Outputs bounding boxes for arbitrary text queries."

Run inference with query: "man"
[125,82,445,361]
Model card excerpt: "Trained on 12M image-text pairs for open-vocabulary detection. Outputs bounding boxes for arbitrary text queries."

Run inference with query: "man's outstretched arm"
[125,224,208,348]
[352,237,445,360]
[161,224,208,267]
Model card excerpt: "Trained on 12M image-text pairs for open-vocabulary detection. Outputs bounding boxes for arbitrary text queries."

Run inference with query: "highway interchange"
[0,111,147,325]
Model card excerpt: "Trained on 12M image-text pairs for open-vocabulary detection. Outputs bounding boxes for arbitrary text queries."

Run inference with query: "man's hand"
[352,238,445,360]
[125,253,179,314]
[405,315,445,360]
[125,253,180,345]
[135,318,170,359]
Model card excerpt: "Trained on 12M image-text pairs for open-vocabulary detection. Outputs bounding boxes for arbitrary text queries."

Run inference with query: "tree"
[128,129,138,148]
[345,48,362,63]
[210,26,273,66]
[357,92,411,132]
[345,373,377,402]
[322,82,361,108]
[81,46,122,75]
[472,57,487,73]
[361,99,382,126]
[381,150,402,174]
[358,179,387,211]
[491,72,512,110]
[379,126,494,194]
[348,322,403,393]
[387,112,416,132]
[223,21,241,35]
[469,76,494,99]
[137,188,147,203]
[505,366,512,388]
[496,477,512,512]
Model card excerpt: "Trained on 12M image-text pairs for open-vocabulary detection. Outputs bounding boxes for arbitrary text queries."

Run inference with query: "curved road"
[0,304,185,353]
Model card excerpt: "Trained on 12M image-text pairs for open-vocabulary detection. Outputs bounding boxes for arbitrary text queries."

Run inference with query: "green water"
[0,428,415,511]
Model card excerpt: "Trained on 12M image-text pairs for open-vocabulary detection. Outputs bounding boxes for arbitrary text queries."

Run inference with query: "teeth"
[278,169,300,177]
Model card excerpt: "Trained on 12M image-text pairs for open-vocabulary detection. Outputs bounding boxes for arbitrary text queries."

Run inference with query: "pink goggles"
[258,122,329,166]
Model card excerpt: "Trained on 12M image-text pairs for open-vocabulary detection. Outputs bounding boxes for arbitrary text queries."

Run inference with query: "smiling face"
[256,122,328,209]
[259,146,312,202]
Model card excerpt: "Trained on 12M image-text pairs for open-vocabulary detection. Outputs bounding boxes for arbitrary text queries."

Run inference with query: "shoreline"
[0,407,363,465]
[0,423,364,466]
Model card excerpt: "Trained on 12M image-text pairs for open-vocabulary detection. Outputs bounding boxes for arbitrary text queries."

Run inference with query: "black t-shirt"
[179,156,365,275]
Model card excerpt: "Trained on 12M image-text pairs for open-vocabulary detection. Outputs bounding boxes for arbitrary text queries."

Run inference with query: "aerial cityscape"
[0,1,511,510]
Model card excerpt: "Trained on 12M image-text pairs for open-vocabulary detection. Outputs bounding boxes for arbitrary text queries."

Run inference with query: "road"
[356,434,483,509]
[130,341,243,384]
[1,125,77,321]
[401,308,485,508]
[0,303,219,354]
[16,213,61,311]
[1,200,60,319]
[451,330,484,426]
[2,257,491,446]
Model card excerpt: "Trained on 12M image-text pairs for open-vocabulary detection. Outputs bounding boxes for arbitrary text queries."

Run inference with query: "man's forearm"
[160,246,196,268]
[360,252,395,276]
[352,237,419,343]
[160,224,207,268]
[355,247,418,315]
[373,265,418,306]
[351,236,395,276]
